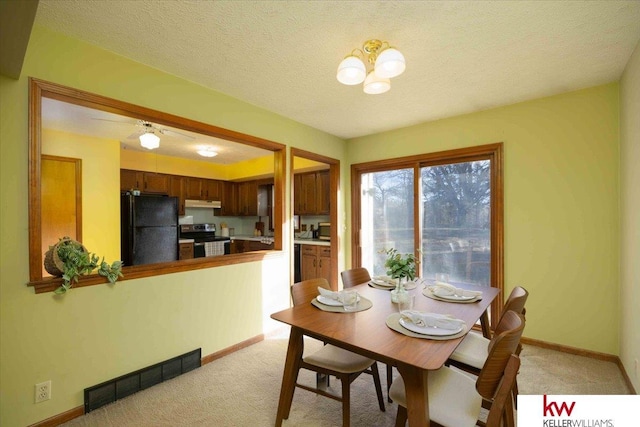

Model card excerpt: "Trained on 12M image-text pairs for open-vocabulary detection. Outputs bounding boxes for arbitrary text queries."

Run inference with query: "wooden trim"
[29,250,285,294]
[28,77,287,291]
[290,147,340,290]
[28,405,84,427]
[201,334,264,365]
[616,358,638,395]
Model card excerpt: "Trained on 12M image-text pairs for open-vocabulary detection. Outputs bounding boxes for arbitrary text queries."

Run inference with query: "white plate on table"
[398,318,463,336]
[371,279,395,287]
[316,295,360,307]
[434,293,477,301]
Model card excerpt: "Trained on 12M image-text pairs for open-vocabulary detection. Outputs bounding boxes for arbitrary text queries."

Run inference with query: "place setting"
[385,295,468,340]
[311,287,373,313]
[369,275,419,291]
[422,275,483,304]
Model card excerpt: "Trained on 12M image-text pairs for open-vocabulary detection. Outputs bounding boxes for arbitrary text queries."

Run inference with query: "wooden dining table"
[270,281,500,426]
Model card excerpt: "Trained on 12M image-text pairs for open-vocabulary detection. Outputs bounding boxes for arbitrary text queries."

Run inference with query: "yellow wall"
[0,26,344,427]
[620,40,640,392]
[347,84,620,354]
[43,129,121,262]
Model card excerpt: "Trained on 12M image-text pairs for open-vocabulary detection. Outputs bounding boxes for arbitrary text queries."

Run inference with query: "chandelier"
[336,39,406,94]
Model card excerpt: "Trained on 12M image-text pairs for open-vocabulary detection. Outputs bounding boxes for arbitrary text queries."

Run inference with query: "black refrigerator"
[121,194,178,266]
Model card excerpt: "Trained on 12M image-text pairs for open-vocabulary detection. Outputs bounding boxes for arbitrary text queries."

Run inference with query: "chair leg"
[512,378,519,409]
[395,405,407,427]
[370,362,386,411]
[386,364,393,403]
[341,374,351,427]
[502,392,515,427]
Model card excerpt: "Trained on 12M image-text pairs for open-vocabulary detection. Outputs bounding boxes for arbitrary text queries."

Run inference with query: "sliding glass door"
[352,144,503,317]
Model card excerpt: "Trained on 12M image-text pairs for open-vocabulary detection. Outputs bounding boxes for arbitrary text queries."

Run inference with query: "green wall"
[347,84,620,355]
[0,26,344,427]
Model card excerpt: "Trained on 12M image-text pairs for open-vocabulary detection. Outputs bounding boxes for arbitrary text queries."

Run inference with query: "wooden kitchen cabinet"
[169,175,186,215]
[179,242,194,260]
[301,244,331,283]
[237,181,258,216]
[203,179,221,200]
[120,169,143,192]
[142,173,169,194]
[293,170,330,215]
[185,177,204,199]
[220,181,238,216]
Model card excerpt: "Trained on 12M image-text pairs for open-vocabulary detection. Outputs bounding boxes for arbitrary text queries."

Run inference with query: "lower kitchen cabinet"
[179,242,194,260]
[301,244,331,283]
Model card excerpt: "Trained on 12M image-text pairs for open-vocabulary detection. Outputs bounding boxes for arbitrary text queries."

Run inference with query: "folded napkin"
[428,281,483,298]
[317,287,346,303]
[400,310,466,330]
[372,275,396,286]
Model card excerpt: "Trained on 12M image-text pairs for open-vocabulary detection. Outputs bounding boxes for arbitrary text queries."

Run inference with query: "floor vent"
[84,348,201,413]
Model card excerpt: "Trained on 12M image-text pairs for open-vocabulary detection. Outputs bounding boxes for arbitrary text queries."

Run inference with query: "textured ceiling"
[35,1,640,140]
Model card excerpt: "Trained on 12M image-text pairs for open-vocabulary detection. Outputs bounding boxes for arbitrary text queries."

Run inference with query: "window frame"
[350,143,504,322]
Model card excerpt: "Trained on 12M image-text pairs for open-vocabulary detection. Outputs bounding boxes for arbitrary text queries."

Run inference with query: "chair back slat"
[341,268,371,288]
[291,278,330,306]
[477,311,525,399]
[503,286,528,318]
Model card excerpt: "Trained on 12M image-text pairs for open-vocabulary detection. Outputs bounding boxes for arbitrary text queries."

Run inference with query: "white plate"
[316,295,361,307]
[434,292,477,301]
[371,279,395,287]
[398,318,463,336]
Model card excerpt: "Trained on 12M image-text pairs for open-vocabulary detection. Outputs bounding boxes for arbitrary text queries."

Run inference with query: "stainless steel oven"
[179,224,230,257]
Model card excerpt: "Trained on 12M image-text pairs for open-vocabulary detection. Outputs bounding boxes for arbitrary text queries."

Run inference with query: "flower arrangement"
[383,248,417,281]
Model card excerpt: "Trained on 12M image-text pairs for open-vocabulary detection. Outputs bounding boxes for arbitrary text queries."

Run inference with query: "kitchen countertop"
[179,238,195,244]
[294,238,330,246]
[232,235,275,243]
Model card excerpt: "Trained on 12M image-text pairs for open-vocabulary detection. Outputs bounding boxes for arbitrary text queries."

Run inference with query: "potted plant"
[383,248,417,303]
[44,237,123,294]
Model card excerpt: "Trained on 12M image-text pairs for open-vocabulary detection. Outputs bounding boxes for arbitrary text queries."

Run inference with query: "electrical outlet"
[35,380,51,403]
[301,224,307,231]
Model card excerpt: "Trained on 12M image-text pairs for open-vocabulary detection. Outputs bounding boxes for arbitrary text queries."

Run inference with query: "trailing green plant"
[49,238,123,295]
[383,248,417,281]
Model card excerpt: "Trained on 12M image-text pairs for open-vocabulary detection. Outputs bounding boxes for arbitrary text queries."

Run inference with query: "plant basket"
[43,238,87,277]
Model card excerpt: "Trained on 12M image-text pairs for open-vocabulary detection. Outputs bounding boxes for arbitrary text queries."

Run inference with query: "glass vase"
[390,277,409,303]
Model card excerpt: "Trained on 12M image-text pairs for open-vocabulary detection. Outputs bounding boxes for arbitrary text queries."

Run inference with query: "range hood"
[185,199,221,209]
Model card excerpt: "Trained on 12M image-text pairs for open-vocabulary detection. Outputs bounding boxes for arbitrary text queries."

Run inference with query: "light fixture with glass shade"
[197,147,218,158]
[336,39,405,94]
[139,132,160,150]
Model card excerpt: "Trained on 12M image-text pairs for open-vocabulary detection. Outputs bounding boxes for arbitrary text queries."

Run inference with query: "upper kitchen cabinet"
[169,175,186,215]
[293,170,330,215]
[237,180,258,216]
[185,177,222,201]
[120,170,169,195]
[220,181,238,216]
[185,177,204,199]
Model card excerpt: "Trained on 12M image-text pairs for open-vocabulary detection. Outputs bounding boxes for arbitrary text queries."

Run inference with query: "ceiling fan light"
[197,148,218,158]
[363,71,390,95]
[374,47,406,78]
[139,132,160,149]
[337,55,366,85]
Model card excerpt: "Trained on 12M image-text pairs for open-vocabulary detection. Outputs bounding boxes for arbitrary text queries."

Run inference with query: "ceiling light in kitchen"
[197,147,218,158]
[139,132,160,149]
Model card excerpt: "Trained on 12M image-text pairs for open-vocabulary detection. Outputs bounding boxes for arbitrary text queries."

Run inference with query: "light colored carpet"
[62,333,630,427]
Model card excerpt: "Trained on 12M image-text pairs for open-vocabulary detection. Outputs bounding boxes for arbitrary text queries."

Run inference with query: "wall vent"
[84,348,201,413]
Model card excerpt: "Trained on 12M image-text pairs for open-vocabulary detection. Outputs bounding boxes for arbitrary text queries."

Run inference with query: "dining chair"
[447,286,528,406]
[341,267,395,403]
[390,310,525,427]
[290,277,385,427]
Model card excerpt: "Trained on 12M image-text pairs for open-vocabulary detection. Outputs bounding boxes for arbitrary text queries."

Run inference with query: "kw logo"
[543,395,576,417]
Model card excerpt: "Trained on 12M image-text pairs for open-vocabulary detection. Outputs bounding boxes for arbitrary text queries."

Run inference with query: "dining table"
[270,281,501,426]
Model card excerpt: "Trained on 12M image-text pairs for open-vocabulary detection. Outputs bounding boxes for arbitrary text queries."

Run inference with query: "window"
[351,143,503,320]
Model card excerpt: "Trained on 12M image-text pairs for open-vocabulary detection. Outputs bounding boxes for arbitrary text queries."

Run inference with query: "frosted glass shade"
[197,148,218,157]
[336,56,366,85]
[363,71,390,94]
[374,48,406,78]
[139,132,160,149]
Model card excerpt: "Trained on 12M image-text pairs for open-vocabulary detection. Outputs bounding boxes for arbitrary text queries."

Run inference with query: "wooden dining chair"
[390,310,525,427]
[341,267,372,288]
[341,267,396,403]
[447,286,528,406]
[289,278,385,427]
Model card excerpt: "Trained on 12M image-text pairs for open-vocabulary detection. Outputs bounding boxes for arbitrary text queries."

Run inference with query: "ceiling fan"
[92,118,195,149]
